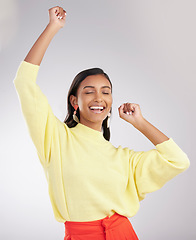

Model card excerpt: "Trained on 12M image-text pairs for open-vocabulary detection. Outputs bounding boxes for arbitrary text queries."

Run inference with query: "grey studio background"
[0,0,195,239]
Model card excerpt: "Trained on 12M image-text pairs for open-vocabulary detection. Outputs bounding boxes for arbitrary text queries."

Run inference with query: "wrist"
[132,117,148,131]
[47,22,62,33]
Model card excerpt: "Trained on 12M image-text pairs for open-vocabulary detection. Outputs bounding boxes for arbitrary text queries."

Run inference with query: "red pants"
[64,212,139,240]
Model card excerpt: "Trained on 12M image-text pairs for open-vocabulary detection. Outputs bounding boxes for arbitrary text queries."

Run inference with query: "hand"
[48,6,66,29]
[118,103,144,128]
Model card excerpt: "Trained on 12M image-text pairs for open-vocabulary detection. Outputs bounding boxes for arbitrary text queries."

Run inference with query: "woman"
[14,6,190,240]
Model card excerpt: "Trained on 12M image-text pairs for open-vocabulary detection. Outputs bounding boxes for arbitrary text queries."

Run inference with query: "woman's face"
[72,74,113,130]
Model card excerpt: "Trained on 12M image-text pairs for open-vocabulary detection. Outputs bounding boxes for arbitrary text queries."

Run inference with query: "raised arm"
[118,103,169,146]
[24,6,66,65]
[14,6,67,166]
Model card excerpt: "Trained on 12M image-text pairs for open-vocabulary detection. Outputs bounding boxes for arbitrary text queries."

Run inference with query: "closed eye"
[85,91,111,94]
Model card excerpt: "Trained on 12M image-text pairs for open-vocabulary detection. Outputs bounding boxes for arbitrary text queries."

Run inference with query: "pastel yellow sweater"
[13,61,190,222]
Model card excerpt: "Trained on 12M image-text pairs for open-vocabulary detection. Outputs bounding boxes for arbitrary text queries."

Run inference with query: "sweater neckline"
[72,123,107,143]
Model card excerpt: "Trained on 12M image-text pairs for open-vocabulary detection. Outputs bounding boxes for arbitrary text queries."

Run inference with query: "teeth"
[90,106,104,110]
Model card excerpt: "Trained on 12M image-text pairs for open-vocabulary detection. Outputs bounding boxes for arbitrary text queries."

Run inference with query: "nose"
[94,91,103,102]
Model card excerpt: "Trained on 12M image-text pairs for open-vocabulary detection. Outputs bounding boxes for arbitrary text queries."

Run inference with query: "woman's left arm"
[118,103,169,146]
[119,103,190,200]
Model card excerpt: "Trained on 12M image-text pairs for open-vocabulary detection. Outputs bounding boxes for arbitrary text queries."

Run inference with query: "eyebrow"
[83,86,111,90]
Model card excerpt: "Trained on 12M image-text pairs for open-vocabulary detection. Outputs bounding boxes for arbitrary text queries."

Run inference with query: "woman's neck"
[79,119,102,132]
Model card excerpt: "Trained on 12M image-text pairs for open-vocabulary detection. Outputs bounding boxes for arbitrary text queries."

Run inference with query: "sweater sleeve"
[13,61,60,167]
[130,138,190,201]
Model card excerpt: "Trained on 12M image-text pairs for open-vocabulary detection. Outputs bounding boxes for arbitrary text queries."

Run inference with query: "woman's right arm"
[14,6,67,167]
[24,6,66,65]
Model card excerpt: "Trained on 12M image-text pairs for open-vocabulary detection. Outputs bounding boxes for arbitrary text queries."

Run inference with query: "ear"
[69,95,78,108]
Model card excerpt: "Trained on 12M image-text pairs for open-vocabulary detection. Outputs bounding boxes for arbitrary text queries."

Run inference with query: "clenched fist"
[48,6,67,28]
[118,103,144,128]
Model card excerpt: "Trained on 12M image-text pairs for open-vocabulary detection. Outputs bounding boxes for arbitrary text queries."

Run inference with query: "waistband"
[64,212,128,236]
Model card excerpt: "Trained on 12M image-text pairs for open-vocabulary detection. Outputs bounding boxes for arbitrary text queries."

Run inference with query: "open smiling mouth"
[89,106,106,114]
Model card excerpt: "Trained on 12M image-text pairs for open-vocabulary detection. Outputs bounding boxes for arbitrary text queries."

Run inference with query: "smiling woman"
[65,68,113,140]
[13,5,190,240]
